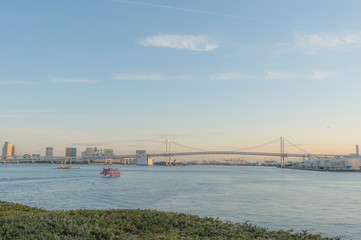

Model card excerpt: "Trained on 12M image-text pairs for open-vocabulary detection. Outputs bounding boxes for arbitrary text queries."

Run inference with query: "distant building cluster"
[81,147,114,158]
[1,142,17,159]
[1,142,54,160]
[295,145,361,171]
[297,156,361,171]
[0,141,116,160]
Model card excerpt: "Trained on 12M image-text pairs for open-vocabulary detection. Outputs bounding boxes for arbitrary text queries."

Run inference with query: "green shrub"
[0,200,340,240]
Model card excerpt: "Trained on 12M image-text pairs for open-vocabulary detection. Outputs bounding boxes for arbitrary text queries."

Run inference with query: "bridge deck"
[150,151,343,158]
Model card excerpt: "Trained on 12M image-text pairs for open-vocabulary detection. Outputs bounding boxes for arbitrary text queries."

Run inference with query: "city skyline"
[2,1,361,155]
[1,137,359,161]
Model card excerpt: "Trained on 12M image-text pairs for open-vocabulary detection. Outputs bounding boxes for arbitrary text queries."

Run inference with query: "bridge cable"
[232,138,280,152]
[171,141,210,152]
[283,138,323,158]
[148,141,165,155]
[284,138,310,154]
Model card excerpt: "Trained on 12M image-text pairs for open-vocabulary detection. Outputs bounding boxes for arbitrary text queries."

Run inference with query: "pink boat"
[100,168,120,177]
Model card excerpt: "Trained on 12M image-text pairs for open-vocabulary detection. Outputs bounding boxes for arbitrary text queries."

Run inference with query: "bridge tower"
[280,137,285,167]
[165,139,172,166]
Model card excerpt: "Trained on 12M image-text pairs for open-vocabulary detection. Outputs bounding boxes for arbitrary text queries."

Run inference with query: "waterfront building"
[297,145,361,171]
[2,142,13,159]
[46,147,53,157]
[298,156,361,171]
[87,147,94,156]
[262,160,278,166]
[11,145,17,157]
[82,148,94,157]
[137,155,153,166]
[81,147,114,158]
[103,149,113,157]
[65,148,77,158]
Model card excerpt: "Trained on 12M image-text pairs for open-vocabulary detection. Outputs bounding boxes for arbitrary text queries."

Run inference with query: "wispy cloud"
[49,77,94,83]
[266,71,305,80]
[209,73,253,80]
[113,73,254,81]
[15,109,54,113]
[139,34,218,51]
[311,71,337,80]
[294,31,361,52]
[113,0,255,20]
[266,71,337,80]
[0,80,35,85]
[114,71,337,82]
[113,74,193,81]
[113,74,165,81]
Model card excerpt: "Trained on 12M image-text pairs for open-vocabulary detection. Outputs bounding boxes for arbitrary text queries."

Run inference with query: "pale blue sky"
[1,0,361,156]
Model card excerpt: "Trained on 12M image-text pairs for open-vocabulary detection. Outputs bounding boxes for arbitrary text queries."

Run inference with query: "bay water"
[1,164,360,239]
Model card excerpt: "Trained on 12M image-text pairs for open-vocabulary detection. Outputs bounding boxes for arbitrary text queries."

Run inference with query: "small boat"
[100,168,120,177]
[58,165,80,169]
[57,149,80,169]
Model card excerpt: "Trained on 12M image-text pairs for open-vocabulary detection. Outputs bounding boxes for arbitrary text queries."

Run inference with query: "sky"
[1,0,361,157]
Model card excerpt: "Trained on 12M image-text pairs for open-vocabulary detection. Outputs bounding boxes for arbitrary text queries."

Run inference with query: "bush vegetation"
[0,200,340,239]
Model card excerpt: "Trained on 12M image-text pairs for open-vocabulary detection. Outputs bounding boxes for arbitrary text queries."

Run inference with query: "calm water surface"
[1,164,360,239]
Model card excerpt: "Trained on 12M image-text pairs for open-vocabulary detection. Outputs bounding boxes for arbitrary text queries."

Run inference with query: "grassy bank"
[0,201,339,239]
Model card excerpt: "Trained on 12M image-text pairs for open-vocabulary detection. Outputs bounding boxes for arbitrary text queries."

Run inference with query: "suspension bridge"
[144,137,346,167]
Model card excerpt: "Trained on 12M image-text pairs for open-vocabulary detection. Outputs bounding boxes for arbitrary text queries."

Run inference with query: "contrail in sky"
[113,0,259,21]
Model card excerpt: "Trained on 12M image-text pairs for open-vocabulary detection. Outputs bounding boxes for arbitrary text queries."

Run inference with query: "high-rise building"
[2,142,13,159]
[65,148,77,158]
[11,145,17,157]
[81,148,114,158]
[46,147,53,157]
[82,147,94,157]
[104,149,114,157]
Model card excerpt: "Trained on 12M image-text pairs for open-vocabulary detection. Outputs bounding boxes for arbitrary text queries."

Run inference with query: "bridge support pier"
[280,137,285,167]
[166,140,172,166]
